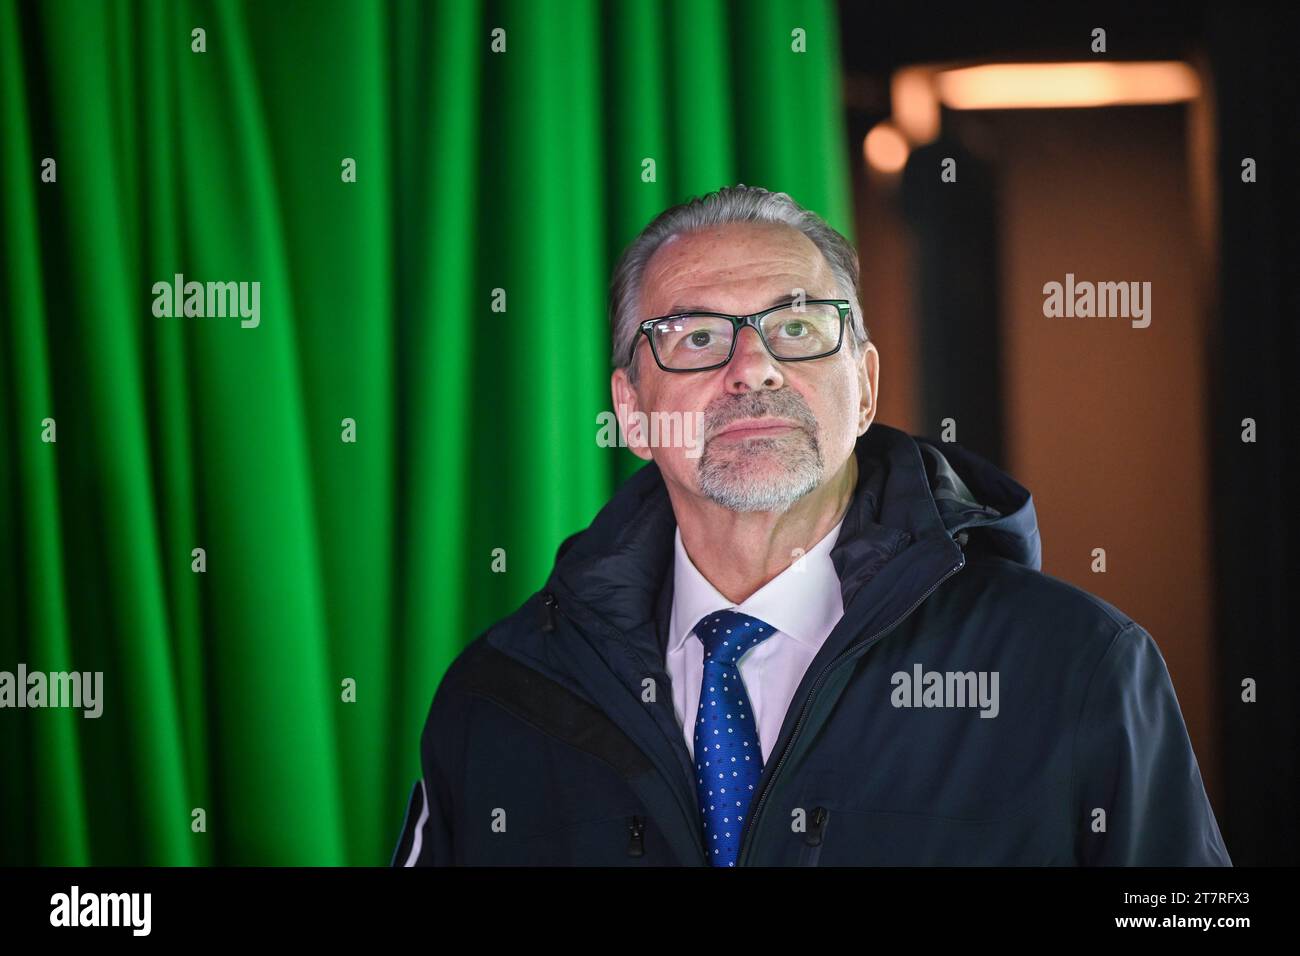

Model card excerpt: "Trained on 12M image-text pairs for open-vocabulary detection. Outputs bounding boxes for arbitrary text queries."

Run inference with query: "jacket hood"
[544,423,1041,639]
[915,435,1042,570]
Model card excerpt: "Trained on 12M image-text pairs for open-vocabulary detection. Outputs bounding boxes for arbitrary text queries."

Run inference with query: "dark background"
[836,0,1298,866]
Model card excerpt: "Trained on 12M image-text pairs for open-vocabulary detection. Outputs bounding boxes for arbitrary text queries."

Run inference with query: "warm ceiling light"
[864,121,909,173]
[892,67,940,143]
[936,61,1200,109]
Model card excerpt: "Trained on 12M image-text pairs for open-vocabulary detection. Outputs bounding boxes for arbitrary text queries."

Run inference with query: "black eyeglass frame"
[630,299,855,373]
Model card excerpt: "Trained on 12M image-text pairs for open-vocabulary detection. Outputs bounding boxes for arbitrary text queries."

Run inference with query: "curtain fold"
[0,0,854,864]
[1,0,90,866]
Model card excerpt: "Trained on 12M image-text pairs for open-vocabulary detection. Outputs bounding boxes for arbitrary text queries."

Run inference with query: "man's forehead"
[641,222,835,313]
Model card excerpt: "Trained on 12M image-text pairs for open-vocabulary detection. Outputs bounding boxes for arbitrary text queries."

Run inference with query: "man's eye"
[780,321,806,337]
[687,330,712,348]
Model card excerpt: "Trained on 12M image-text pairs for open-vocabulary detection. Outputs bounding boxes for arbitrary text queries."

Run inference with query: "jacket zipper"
[734,551,966,866]
[626,815,646,857]
[541,591,558,632]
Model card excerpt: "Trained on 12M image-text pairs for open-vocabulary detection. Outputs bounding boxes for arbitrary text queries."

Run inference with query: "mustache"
[703,390,819,438]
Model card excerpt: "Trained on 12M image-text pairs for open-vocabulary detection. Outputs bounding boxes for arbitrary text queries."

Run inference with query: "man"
[393,184,1231,866]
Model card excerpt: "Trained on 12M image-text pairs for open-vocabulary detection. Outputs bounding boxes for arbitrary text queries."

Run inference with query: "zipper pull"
[805,806,828,846]
[626,815,645,857]
[540,591,558,632]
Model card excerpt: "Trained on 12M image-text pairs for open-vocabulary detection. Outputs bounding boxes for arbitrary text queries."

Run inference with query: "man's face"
[611,221,879,513]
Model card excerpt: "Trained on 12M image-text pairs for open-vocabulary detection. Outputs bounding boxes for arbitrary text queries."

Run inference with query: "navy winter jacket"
[393,424,1232,866]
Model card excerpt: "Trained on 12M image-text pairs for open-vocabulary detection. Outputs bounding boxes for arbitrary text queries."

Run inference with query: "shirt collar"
[668,515,846,654]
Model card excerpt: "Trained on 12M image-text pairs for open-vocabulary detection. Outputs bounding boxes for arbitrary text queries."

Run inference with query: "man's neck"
[671,453,859,604]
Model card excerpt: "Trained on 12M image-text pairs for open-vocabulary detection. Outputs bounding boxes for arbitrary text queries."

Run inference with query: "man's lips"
[710,418,802,441]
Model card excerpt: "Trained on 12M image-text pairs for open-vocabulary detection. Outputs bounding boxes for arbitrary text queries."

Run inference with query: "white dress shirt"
[667,516,846,764]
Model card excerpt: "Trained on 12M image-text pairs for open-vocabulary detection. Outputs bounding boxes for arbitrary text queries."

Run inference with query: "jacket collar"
[547,423,965,652]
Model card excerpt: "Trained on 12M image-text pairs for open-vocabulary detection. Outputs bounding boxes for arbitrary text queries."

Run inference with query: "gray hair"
[608,183,868,383]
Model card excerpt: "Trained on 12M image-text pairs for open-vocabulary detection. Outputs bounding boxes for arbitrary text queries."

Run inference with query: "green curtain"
[0,0,853,865]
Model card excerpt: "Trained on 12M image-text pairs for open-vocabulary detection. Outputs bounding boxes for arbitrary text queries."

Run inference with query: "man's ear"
[610,367,653,461]
[856,341,880,435]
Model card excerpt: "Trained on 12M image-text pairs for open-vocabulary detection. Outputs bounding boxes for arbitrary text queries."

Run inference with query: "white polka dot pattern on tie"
[691,608,777,867]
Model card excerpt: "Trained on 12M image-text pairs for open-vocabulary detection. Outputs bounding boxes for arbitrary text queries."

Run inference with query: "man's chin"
[696,458,823,511]
[698,472,821,513]
[694,431,823,506]
[703,434,811,472]
[711,448,794,478]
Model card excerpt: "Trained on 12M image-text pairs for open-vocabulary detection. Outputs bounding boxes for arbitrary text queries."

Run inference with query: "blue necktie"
[692,608,777,866]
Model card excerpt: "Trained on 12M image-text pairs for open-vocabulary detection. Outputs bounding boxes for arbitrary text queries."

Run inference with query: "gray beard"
[696,430,824,513]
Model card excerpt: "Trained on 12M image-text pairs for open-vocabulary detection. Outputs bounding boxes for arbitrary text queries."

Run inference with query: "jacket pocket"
[798,806,831,866]
[807,803,1071,865]
[499,812,663,865]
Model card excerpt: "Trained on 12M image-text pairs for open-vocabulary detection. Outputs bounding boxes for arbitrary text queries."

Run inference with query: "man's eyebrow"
[664,293,807,314]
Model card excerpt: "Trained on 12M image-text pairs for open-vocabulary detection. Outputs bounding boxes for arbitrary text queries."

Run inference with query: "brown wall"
[988,105,1221,805]
[852,101,1221,808]
[853,161,922,434]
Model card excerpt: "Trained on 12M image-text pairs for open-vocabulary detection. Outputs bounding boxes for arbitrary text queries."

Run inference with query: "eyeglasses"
[632,299,854,373]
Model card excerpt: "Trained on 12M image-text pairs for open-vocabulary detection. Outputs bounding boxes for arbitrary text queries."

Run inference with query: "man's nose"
[724,326,784,393]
